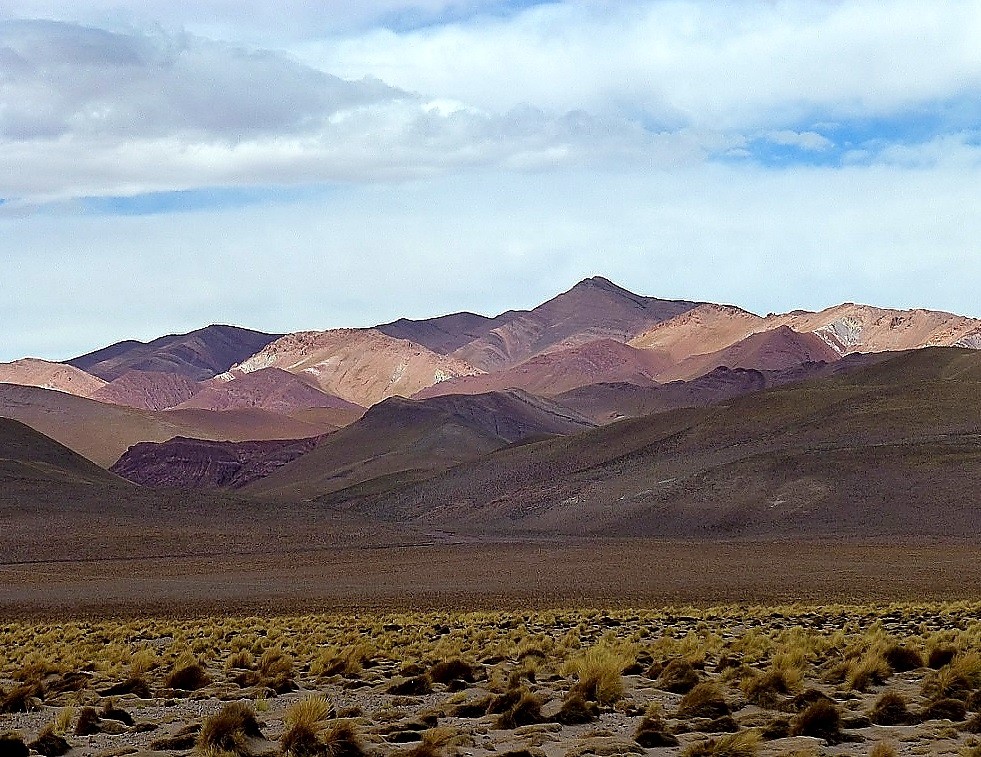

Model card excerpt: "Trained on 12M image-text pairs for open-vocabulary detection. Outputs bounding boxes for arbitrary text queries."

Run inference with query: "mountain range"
[3,276,980,545]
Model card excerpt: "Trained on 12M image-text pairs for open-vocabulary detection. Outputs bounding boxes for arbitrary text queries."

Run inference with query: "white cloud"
[766,130,834,152]
[2,158,979,361]
[308,1,981,129]
[0,19,732,201]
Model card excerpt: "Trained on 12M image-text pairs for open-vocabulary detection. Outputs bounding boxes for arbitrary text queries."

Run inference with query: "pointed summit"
[451,278,700,371]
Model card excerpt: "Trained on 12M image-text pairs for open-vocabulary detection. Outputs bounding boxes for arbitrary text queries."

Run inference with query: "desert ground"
[4,541,981,756]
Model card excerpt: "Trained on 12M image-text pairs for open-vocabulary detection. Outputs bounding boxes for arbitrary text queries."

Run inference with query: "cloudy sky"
[1,1,979,360]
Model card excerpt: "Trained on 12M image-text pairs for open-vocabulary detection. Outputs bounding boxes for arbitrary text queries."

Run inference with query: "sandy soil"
[2,539,980,618]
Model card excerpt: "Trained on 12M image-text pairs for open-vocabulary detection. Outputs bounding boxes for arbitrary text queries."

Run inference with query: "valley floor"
[2,539,980,617]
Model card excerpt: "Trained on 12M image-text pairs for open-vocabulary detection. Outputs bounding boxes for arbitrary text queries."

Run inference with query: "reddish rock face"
[414,339,668,399]
[0,358,106,397]
[89,370,202,410]
[175,367,362,417]
[110,435,326,490]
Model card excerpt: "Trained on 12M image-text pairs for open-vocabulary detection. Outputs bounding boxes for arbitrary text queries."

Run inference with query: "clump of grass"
[51,707,74,736]
[281,695,344,757]
[75,706,101,736]
[429,659,475,686]
[226,649,256,671]
[258,648,296,693]
[0,731,28,757]
[553,691,599,725]
[388,674,433,696]
[634,703,679,748]
[27,726,70,757]
[165,660,211,692]
[869,743,898,757]
[882,643,923,672]
[310,644,373,678]
[0,683,41,714]
[562,643,629,705]
[928,645,958,670]
[680,730,760,756]
[869,690,917,726]
[491,687,543,729]
[920,698,967,722]
[657,658,700,694]
[197,701,264,757]
[845,651,891,692]
[923,653,981,700]
[789,699,843,744]
[740,668,796,708]
[678,682,730,719]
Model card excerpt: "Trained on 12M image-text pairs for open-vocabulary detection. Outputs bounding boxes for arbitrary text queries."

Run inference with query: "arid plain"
[3,278,981,756]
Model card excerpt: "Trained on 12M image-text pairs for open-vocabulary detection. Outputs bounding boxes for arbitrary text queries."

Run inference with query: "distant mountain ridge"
[67,324,282,381]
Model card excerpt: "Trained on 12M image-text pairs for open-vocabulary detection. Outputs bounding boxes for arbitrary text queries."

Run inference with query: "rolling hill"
[223,328,480,406]
[0,358,106,397]
[67,324,281,381]
[245,390,595,501]
[320,347,981,538]
[88,370,202,410]
[0,383,337,467]
[414,339,667,399]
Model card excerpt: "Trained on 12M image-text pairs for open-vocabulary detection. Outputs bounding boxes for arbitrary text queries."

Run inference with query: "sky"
[1,0,979,361]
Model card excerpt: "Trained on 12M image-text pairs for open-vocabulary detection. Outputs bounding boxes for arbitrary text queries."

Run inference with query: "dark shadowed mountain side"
[414,339,668,399]
[557,354,895,424]
[174,368,364,421]
[0,384,337,467]
[245,390,595,501]
[0,417,114,486]
[317,348,981,538]
[67,325,282,381]
[450,276,700,371]
[376,311,512,354]
[88,370,202,410]
[655,325,842,382]
[111,435,326,490]
[0,417,415,565]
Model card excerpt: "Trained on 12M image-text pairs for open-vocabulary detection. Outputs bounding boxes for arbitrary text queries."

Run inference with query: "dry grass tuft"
[166,661,211,691]
[492,687,544,729]
[920,697,967,722]
[678,681,730,719]
[634,703,679,748]
[0,684,41,714]
[74,706,101,736]
[563,644,628,705]
[657,658,700,694]
[868,743,898,757]
[27,727,70,757]
[740,668,796,708]
[869,690,916,726]
[553,691,599,725]
[789,699,843,744]
[429,659,475,685]
[197,701,264,757]
[281,696,344,757]
[680,730,761,757]
[0,731,29,757]
[882,643,922,672]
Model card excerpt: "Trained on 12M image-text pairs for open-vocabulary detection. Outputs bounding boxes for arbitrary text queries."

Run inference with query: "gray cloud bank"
[0,19,700,202]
